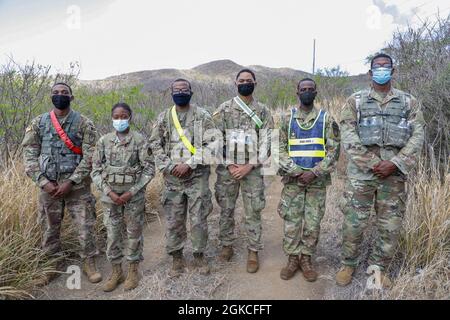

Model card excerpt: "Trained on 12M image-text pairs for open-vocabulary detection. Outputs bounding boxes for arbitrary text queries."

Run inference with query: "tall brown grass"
[0,162,56,299]
[0,162,107,299]
[380,161,450,299]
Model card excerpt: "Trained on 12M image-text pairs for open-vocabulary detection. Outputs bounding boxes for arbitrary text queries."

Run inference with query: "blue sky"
[0,0,448,80]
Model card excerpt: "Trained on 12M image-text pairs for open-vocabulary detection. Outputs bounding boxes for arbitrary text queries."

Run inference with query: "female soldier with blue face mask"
[91,103,155,292]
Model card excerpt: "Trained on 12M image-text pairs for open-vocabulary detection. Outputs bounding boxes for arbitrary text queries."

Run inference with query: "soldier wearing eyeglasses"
[336,53,425,288]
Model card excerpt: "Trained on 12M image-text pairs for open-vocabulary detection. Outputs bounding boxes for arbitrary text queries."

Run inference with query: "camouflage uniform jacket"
[340,87,425,180]
[149,104,217,185]
[22,109,98,189]
[278,106,341,187]
[212,97,274,165]
[91,130,155,202]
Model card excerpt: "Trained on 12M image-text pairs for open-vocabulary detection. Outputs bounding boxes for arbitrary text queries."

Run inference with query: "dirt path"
[38,174,351,300]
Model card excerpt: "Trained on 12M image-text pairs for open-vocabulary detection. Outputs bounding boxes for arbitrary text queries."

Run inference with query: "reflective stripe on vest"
[171,105,196,155]
[288,109,326,169]
[233,96,263,129]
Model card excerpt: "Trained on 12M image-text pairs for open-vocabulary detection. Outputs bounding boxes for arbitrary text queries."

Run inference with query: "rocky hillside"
[80,59,368,92]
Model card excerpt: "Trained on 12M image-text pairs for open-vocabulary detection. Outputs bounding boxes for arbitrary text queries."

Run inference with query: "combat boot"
[336,265,355,286]
[124,262,140,291]
[34,258,64,287]
[193,253,210,275]
[379,272,393,289]
[299,254,318,282]
[82,256,102,283]
[103,263,125,292]
[247,250,259,273]
[219,246,234,262]
[169,249,185,277]
[280,255,299,280]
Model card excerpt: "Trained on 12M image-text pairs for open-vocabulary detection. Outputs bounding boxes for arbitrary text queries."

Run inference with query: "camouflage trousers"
[215,165,266,252]
[277,182,326,256]
[162,172,213,254]
[38,185,98,259]
[102,192,145,264]
[340,175,406,270]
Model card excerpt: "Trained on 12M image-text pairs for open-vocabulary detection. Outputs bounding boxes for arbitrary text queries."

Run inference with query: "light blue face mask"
[372,67,392,85]
[112,119,130,132]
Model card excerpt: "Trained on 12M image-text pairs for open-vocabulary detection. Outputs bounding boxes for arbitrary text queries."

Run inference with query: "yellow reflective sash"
[171,105,196,155]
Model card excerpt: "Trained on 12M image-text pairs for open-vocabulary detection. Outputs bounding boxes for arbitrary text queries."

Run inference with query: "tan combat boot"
[299,254,318,282]
[280,255,299,280]
[103,263,125,292]
[34,259,64,287]
[247,250,259,273]
[82,257,102,283]
[124,262,140,291]
[219,246,234,262]
[193,253,210,275]
[379,272,393,289]
[336,265,355,287]
[169,250,185,277]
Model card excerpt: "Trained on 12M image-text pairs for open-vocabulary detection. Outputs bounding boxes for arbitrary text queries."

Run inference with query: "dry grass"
[0,162,108,299]
[378,162,450,299]
[0,162,56,299]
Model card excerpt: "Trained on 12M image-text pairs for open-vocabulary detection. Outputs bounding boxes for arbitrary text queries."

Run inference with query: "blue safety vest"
[288,108,327,169]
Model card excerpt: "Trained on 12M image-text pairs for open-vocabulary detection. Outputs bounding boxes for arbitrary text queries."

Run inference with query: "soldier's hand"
[119,191,133,204]
[227,164,239,176]
[373,161,398,179]
[108,191,125,206]
[43,181,58,196]
[298,171,316,185]
[172,164,192,178]
[53,180,73,198]
[232,164,254,180]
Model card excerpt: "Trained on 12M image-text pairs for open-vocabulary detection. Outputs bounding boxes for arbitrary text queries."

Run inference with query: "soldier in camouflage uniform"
[149,79,217,277]
[277,78,340,282]
[91,103,155,292]
[213,69,274,273]
[336,53,425,288]
[22,83,101,284]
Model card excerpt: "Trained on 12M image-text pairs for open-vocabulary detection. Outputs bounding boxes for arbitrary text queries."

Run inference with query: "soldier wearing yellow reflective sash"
[149,79,217,277]
[277,78,340,282]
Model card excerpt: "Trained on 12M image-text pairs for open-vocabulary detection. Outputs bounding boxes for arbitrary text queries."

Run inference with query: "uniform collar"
[110,131,133,145]
[369,86,400,104]
[232,96,257,111]
[174,104,195,123]
[293,106,319,122]
[54,109,72,124]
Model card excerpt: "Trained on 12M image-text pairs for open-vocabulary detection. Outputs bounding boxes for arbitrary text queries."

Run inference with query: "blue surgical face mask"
[112,119,130,132]
[372,67,392,85]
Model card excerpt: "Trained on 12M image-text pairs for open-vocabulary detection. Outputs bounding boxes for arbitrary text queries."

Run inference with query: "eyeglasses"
[372,63,393,69]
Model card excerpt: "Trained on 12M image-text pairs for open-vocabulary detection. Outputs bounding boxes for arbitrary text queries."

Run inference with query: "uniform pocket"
[384,121,410,148]
[277,184,298,219]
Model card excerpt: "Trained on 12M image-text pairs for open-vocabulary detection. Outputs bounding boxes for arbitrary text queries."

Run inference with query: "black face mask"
[238,83,255,97]
[299,91,316,106]
[52,95,71,110]
[172,93,192,107]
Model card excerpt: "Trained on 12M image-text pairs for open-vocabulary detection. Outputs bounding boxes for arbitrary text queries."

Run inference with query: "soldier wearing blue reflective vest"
[277,78,341,282]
